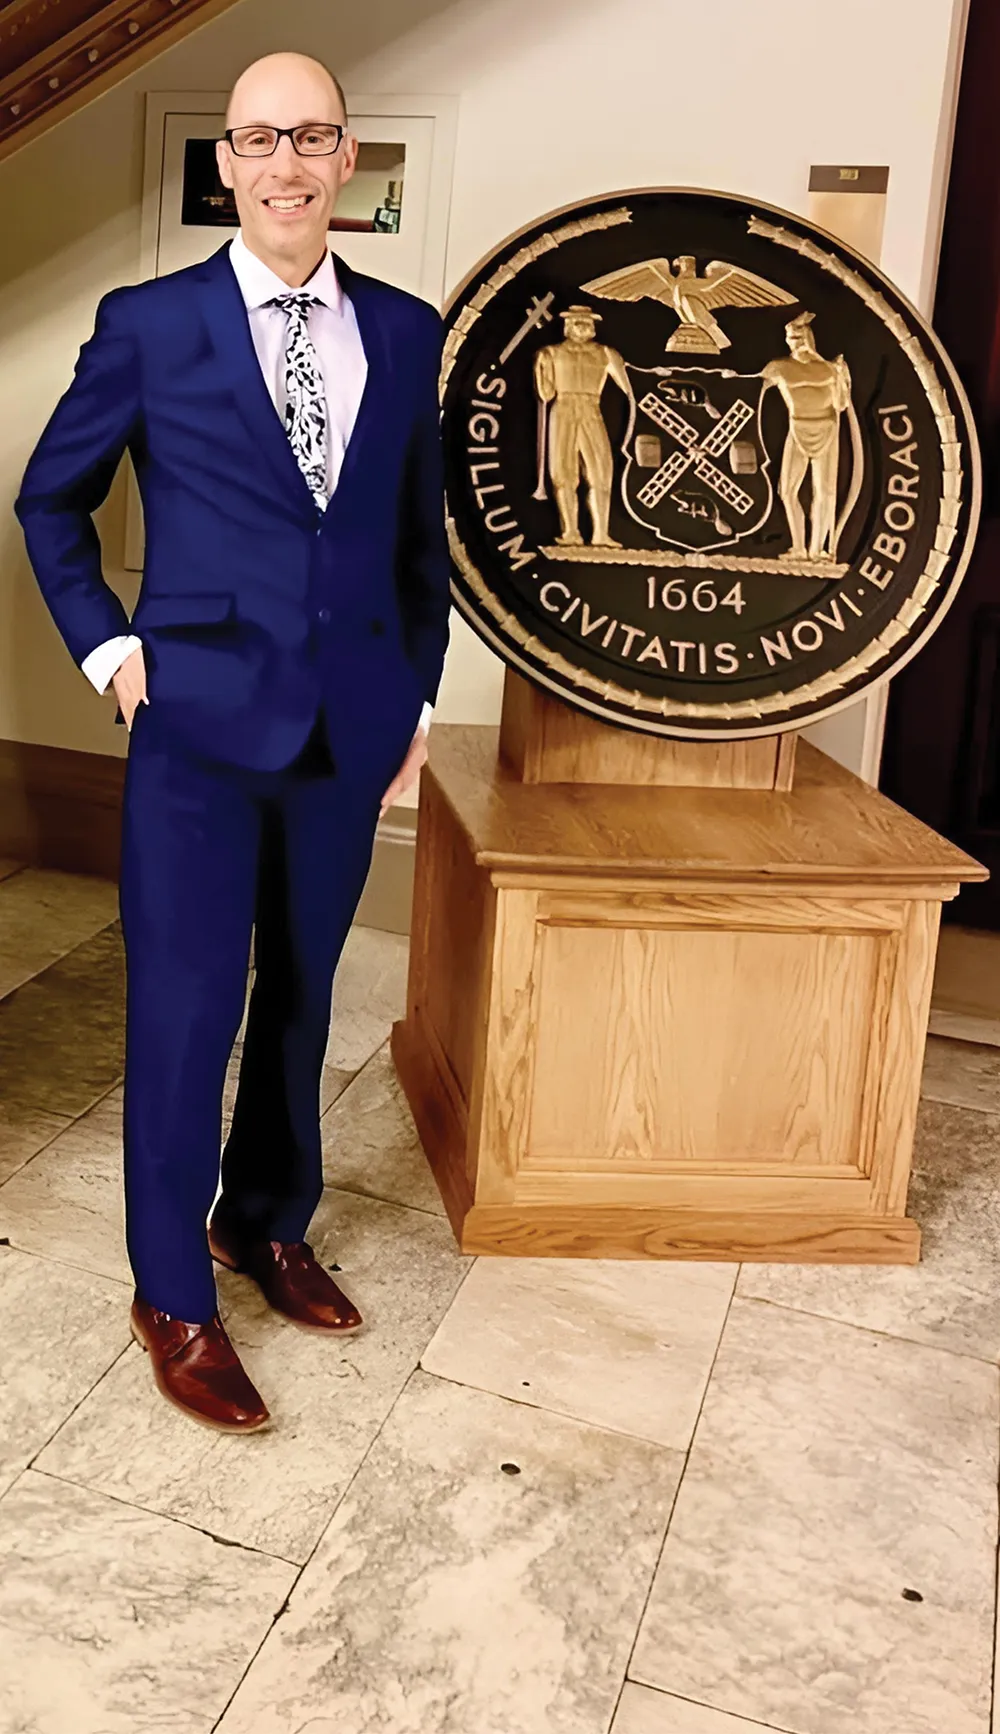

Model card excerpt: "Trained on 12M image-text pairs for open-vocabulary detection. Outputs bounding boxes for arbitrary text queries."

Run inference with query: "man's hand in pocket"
[380,724,429,817]
[112,645,148,731]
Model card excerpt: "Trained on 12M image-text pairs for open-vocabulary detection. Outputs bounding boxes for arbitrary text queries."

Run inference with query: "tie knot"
[267,292,321,317]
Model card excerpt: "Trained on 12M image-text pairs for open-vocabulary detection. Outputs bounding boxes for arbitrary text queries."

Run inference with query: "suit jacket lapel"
[195,246,317,517]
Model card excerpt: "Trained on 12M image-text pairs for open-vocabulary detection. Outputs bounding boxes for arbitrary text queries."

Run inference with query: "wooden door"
[881,0,1000,925]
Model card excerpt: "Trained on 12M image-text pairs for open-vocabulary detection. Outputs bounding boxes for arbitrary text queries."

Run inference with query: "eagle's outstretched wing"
[581,258,677,305]
[696,262,797,312]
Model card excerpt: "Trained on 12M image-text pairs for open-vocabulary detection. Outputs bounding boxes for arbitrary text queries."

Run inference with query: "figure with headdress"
[533,305,632,547]
[761,311,854,562]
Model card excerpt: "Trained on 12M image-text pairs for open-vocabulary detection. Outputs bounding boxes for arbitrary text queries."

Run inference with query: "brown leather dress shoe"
[208,1214,363,1335]
[130,1296,270,1433]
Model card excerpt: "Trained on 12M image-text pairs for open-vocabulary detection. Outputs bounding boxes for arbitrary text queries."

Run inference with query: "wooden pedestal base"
[392,713,985,1265]
[499,671,799,788]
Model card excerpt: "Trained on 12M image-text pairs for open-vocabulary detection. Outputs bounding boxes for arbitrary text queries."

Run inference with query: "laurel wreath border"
[441,202,973,732]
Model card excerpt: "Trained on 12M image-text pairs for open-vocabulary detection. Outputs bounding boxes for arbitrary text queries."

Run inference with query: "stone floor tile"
[0,1469,295,1734]
[738,1099,1000,1362]
[0,1090,129,1284]
[613,1684,792,1733]
[37,1188,469,1562]
[0,867,118,999]
[216,1368,683,1734]
[326,923,409,1072]
[0,1102,69,1185]
[0,924,124,1114]
[0,1244,129,1496]
[323,1043,445,1216]
[631,1299,998,1734]
[423,1255,735,1449]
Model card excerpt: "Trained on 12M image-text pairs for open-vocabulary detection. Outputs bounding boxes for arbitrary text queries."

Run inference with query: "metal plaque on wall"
[441,188,981,739]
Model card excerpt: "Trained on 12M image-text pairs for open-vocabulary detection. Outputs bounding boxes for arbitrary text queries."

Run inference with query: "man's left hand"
[380,725,428,817]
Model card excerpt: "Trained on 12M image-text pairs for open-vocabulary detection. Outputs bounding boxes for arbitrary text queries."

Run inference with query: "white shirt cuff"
[81,634,142,695]
[417,702,433,736]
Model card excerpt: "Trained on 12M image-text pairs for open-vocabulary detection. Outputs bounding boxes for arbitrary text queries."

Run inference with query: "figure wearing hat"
[533,305,632,547]
[761,310,854,562]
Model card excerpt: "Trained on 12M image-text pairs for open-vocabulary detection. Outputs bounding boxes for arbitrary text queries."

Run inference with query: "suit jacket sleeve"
[398,310,451,705]
[15,289,140,668]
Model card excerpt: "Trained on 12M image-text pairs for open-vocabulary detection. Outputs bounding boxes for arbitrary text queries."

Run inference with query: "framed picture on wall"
[124,90,458,571]
[177,134,406,232]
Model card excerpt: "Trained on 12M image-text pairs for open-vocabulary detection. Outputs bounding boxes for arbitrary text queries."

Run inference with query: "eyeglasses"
[224,124,347,158]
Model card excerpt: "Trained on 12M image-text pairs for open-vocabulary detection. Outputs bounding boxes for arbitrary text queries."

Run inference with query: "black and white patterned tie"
[267,292,329,510]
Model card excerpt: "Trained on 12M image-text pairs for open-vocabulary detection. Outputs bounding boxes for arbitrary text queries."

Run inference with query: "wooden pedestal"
[392,684,985,1264]
[499,670,799,789]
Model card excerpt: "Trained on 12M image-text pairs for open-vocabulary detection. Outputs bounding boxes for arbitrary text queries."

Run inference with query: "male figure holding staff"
[533,304,631,547]
[16,53,450,1432]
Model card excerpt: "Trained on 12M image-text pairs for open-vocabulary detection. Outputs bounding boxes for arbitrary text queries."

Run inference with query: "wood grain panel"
[528,923,881,1169]
[538,891,906,933]
[391,1015,472,1245]
[514,1170,872,1211]
[505,874,962,902]
[436,726,985,886]
[460,1204,921,1263]
[403,776,437,1025]
[499,669,796,789]
[476,888,540,1201]
[413,779,494,1111]
[393,740,974,1265]
[869,898,942,1214]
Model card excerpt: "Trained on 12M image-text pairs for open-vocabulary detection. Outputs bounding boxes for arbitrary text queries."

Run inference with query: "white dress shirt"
[83,232,431,734]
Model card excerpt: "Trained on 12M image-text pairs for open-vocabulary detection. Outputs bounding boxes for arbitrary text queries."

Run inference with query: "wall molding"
[0,736,417,932]
[0,0,243,163]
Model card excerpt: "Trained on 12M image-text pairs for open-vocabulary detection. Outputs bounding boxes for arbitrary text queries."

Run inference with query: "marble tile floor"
[0,866,999,1733]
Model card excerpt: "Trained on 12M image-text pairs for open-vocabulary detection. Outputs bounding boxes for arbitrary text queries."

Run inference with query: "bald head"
[226,53,347,129]
[217,51,357,287]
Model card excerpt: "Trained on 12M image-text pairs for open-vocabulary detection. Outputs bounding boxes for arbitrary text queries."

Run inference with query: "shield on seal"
[622,365,772,551]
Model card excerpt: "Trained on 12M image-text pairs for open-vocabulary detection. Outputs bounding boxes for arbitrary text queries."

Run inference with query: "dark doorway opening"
[881,0,1000,926]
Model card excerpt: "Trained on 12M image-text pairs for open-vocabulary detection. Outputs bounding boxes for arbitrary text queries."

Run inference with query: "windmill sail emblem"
[582,255,797,353]
[622,369,772,550]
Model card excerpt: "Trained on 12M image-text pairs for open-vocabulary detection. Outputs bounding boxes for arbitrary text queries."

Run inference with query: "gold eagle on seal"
[582,255,797,354]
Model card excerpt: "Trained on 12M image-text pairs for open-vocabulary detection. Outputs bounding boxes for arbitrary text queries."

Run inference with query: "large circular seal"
[441,188,980,738]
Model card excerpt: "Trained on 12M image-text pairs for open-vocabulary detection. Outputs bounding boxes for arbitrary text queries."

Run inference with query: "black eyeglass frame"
[223,124,347,158]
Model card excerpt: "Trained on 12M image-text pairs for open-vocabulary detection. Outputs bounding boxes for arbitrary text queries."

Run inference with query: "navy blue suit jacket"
[15,245,450,783]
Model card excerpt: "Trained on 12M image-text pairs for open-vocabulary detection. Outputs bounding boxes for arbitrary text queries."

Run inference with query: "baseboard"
[0,737,124,879]
[927,1009,1000,1047]
[355,807,417,935]
[0,735,418,933]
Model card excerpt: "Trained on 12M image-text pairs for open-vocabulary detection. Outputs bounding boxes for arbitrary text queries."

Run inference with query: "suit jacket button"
[317,607,331,625]
[370,618,385,636]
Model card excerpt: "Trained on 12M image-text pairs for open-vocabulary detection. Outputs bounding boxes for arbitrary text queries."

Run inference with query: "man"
[15,53,450,1433]
[533,305,630,548]
[761,309,853,561]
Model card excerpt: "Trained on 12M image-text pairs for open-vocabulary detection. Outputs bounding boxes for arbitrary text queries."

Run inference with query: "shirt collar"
[229,231,343,314]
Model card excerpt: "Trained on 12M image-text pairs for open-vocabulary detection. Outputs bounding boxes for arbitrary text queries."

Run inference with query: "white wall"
[0,0,966,760]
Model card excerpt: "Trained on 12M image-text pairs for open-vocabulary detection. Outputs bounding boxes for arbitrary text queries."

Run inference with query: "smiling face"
[216,53,357,284]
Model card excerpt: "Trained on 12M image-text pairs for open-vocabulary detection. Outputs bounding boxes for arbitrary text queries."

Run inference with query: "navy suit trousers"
[120,704,381,1321]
